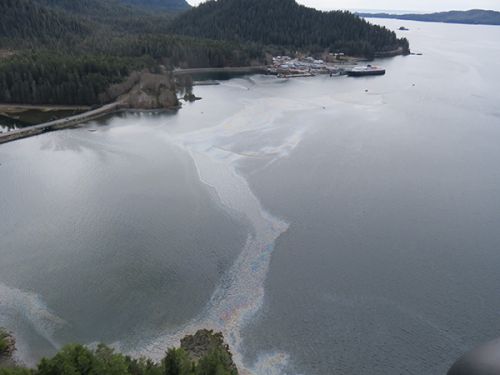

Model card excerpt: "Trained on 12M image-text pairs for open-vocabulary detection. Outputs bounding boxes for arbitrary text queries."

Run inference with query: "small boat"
[347,65,386,77]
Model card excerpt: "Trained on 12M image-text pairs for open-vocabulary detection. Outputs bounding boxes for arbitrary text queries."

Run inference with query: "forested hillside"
[122,0,190,11]
[0,53,144,105]
[0,35,262,105]
[29,0,175,36]
[0,0,90,47]
[0,0,409,106]
[170,0,409,56]
[32,0,188,15]
[0,0,168,48]
[0,0,263,105]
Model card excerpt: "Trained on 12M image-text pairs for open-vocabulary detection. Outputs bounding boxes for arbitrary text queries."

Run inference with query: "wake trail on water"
[128,97,319,374]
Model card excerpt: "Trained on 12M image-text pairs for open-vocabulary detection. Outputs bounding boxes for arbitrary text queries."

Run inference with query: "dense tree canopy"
[0,52,146,105]
[170,0,410,56]
[121,0,190,12]
[0,0,264,105]
[0,0,89,48]
[0,343,237,375]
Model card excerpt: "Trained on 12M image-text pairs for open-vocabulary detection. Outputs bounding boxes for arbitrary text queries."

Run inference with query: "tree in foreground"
[195,348,237,375]
[0,329,238,375]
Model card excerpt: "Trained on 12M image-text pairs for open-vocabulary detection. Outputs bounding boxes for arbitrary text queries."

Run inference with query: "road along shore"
[0,101,123,145]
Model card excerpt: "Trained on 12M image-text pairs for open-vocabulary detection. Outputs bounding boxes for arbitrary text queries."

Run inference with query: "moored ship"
[347,65,386,77]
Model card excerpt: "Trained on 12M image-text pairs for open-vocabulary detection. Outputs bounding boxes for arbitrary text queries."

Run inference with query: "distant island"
[359,9,500,26]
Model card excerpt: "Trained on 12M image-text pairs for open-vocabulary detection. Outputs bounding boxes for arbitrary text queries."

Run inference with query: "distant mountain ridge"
[359,9,500,26]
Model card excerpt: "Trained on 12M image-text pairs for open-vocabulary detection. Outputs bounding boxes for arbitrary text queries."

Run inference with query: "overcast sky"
[186,0,500,12]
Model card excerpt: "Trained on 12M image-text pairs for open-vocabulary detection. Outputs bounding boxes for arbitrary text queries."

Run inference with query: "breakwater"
[173,66,268,76]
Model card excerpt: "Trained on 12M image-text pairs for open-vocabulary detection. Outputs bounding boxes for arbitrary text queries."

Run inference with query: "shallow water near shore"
[1,19,500,374]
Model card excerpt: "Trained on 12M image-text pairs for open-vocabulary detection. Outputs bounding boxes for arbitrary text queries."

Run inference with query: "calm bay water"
[1,19,500,374]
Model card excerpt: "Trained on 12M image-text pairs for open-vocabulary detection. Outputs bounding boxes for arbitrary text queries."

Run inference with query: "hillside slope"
[32,0,187,15]
[122,0,190,11]
[0,0,410,107]
[0,0,90,46]
[31,0,175,34]
[0,0,263,106]
[170,0,409,56]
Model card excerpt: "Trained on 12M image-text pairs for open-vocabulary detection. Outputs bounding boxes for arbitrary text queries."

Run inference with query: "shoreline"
[0,67,267,145]
[0,101,124,145]
[0,55,400,145]
[0,102,184,145]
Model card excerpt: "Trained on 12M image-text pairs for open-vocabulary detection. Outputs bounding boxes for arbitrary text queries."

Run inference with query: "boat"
[347,65,386,77]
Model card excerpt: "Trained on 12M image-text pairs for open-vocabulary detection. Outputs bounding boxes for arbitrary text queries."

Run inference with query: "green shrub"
[0,336,237,375]
[164,348,193,375]
[37,344,129,375]
[0,329,9,356]
[195,348,237,375]
[0,368,33,375]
